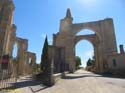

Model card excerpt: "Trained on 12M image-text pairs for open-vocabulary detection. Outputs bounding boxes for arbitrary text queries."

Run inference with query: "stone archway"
[75,33,100,71]
[53,9,117,73]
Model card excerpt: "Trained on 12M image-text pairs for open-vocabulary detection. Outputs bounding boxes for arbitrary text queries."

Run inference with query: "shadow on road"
[0,79,48,92]
[62,74,102,79]
[15,80,42,88]
[5,75,49,93]
[15,79,48,92]
[61,71,125,80]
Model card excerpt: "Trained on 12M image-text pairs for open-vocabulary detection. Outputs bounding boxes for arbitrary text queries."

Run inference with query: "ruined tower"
[54,9,76,72]
[0,0,36,75]
[0,0,16,56]
[60,8,73,32]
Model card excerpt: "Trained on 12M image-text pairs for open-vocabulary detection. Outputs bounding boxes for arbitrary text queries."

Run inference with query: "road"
[6,70,125,93]
[37,70,125,93]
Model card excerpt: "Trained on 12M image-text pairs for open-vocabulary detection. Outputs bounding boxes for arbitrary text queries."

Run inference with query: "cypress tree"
[40,36,54,86]
[40,36,49,73]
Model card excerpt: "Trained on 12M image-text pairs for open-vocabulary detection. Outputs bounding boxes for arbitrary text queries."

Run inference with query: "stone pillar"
[0,0,15,56]
[94,44,99,72]
[16,38,28,75]
[98,43,104,73]
[5,24,16,56]
[0,0,15,54]
[27,52,36,74]
[120,45,125,54]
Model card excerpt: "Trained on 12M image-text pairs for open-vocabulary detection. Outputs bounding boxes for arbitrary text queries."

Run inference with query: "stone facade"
[48,45,67,73]
[52,9,117,73]
[0,0,15,56]
[0,0,36,75]
[108,54,125,70]
[27,52,36,74]
[16,38,28,75]
[107,45,125,75]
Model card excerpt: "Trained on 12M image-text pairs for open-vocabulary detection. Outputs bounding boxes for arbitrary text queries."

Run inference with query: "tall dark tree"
[40,36,49,72]
[40,36,54,86]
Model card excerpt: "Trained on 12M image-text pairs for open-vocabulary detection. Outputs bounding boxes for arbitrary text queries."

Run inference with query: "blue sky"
[13,0,125,67]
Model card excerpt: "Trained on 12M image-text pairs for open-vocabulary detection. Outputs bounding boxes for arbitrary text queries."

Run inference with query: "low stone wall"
[53,73,62,82]
[53,72,69,82]
[109,69,125,77]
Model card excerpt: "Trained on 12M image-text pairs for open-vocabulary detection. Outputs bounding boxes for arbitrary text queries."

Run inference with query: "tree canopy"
[75,56,81,70]
[86,56,95,67]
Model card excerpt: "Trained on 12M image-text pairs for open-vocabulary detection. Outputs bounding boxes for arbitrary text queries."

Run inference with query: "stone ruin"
[1,0,125,76]
[49,8,125,74]
[0,0,36,75]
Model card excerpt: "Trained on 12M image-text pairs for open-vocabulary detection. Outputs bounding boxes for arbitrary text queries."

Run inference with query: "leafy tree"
[87,58,92,66]
[75,56,81,70]
[86,56,96,72]
[87,57,95,67]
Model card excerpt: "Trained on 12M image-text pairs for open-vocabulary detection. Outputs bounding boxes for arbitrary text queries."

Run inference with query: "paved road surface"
[7,70,125,93]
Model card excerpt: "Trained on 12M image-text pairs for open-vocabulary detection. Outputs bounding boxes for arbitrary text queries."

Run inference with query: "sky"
[12,0,125,67]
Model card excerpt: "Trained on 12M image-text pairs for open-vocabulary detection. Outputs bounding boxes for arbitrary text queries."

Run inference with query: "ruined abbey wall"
[0,0,36,75]
[52,9,119,73]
